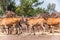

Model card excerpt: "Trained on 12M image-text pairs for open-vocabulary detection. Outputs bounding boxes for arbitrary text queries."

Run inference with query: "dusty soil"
[0,32,60,40]
[0,34,60,40]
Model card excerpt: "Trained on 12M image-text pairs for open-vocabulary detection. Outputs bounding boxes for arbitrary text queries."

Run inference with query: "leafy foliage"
[7,0,16,12]
[0,0,49,16]
[15,0,46,16]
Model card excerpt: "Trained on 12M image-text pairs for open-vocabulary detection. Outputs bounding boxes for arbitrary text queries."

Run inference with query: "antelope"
[0,17,22,34]
[25,17,46,34]
[46,18,60,33]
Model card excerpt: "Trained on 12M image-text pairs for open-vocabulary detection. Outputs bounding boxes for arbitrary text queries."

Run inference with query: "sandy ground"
[0,30,60,40]
[0,35,60,40]
[0,32,60,40]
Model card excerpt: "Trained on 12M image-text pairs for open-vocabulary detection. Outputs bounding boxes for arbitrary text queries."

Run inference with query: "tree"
[16,0,44,16]
[0,0,48,16]
[0,6,3,15]
[7,0,16,12]
[47,3,56,14]
[0,0,16,11]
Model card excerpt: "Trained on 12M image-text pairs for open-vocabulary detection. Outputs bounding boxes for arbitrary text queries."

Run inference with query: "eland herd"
[0,11,60,35]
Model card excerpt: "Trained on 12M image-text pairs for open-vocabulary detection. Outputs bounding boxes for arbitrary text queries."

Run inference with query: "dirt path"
[0,35,60,40]
[0,32,60,40]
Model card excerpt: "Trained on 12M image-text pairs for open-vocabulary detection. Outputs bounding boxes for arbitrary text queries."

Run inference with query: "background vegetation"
[0,0,56,16]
